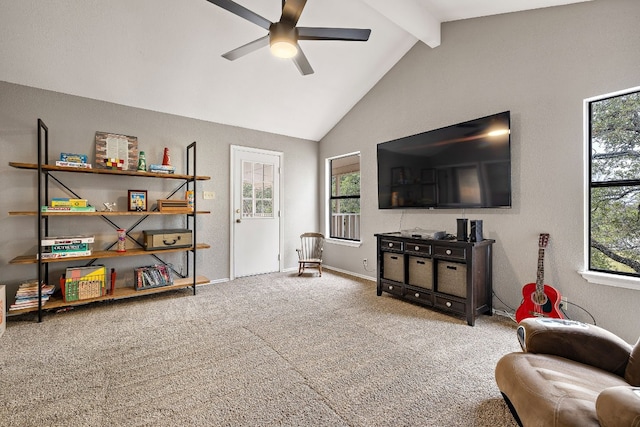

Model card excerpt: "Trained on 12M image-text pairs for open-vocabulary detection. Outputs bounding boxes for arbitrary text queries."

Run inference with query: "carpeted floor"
[0,270,520,426]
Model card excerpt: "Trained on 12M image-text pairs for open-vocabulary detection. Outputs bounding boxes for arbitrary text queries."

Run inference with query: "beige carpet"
[0,270,520,427]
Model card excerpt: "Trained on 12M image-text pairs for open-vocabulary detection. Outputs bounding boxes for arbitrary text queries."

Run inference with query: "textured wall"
[319,0,640,342]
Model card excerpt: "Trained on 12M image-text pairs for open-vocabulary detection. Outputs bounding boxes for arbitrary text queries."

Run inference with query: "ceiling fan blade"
[206,0,272,30]
[298,27,371,42]
[222,35,270,61]
[292,45,314,75]
[280,0,307,26]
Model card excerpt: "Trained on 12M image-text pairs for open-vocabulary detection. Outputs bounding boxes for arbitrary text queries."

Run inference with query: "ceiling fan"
[207,0,371,75]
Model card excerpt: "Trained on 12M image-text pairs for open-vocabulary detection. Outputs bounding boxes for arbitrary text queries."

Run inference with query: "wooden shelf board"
[9,243,211,265]
[6,276,210,316]
[9,210,210,216]
[8,162,210,181]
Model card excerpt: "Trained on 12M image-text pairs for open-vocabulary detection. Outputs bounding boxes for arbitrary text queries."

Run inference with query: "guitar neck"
[536,247,545,291]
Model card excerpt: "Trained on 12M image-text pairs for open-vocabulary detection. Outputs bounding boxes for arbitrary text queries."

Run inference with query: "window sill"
[326,238,362,248]
[580,270,640,290]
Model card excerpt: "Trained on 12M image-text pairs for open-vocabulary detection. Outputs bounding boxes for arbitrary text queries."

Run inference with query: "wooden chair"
[297,232,324,276]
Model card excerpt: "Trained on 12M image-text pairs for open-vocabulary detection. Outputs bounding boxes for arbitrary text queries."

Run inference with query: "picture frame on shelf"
[95,131,138,171]
[128,190,147,212]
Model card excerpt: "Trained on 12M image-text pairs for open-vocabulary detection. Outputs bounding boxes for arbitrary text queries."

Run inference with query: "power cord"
[559,300,597,325]
[492,290,517,322]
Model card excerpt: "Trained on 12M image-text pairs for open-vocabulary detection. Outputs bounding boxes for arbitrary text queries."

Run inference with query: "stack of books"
[9,280,56,311]
[149,164,176,174]
[39,235,94,259]
[41,198,96,212]
[55,153,92,169]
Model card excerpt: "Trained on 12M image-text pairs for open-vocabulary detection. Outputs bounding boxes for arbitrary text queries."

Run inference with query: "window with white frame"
[587,87,640,278]
[328,153,360,241]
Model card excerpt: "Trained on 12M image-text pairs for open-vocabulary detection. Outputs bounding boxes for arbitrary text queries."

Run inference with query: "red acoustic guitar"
[515,233,564,322]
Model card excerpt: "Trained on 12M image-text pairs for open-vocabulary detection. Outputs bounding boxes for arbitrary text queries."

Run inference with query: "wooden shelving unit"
[6,119,212,321]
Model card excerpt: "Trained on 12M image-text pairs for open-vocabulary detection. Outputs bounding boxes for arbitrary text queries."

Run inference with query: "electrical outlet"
[561,296,568,313]
[363,258,368,268]
[203,191,215,200]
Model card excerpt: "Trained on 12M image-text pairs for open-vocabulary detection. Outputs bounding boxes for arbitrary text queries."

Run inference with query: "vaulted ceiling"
[0,0,592,141]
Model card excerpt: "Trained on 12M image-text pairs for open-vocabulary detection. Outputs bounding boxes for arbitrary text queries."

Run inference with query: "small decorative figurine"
[103,202,117,212]
[116,229,126,252]
[137,151,147,171]
[162,147,171,166]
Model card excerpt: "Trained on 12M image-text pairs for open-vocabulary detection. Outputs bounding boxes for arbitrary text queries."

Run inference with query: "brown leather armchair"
[495,318,640,426]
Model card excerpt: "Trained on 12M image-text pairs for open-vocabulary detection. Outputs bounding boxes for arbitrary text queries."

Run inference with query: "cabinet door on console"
[437,261,466,298]
[382,252,404,282]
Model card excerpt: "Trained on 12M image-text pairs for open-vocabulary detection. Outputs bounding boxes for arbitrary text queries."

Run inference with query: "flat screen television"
[377,111,511,209]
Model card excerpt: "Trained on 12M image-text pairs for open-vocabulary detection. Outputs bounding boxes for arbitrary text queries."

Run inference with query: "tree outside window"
[329,154,360,241]
[589,88,640,276]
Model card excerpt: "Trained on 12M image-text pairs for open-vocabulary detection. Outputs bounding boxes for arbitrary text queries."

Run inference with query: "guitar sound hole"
[532,293,548,305]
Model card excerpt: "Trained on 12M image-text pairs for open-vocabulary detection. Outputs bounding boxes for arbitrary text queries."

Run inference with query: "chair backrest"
[299,232,324,260]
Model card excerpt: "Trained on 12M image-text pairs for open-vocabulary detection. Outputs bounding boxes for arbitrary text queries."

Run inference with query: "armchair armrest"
[596,386,640,426]
[518,318,632,376]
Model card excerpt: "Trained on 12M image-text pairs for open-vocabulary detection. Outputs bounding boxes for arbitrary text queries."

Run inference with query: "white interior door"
[231,146,281,278]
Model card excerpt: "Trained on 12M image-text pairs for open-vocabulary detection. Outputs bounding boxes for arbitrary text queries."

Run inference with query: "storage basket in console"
[382,252,404,282]
[437,261,466,298]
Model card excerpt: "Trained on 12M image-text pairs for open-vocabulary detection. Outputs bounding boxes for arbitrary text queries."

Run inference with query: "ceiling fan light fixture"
[269,22,298,58]
[270,40,298,58]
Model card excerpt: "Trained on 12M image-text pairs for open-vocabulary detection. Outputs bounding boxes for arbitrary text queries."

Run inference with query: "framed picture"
[95,131,138,171]
[128,190,147,212]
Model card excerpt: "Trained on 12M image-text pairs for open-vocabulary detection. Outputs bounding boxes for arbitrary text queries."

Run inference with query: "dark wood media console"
[375,232,494,326]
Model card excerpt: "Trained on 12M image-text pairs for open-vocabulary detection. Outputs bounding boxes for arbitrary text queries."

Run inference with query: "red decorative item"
[162,147,171,166]
[515,233,564,322]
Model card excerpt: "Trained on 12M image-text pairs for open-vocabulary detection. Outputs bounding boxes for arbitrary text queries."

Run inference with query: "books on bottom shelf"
[135,264,173,290]
[9,280,56,311]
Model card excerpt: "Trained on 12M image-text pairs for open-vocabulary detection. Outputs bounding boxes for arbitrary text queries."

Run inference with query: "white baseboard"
[323,265,376,282]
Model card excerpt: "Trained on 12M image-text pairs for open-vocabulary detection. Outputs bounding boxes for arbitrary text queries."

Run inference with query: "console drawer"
[406,241,431,255]
[435,295,466,314]
[405,286,432,305]
[433,245,466,261]
[380,281,403,297]
[381,238,403,251]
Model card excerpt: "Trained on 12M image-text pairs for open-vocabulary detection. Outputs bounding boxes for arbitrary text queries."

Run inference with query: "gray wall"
[0,81,319,296]
[320,0,640,342]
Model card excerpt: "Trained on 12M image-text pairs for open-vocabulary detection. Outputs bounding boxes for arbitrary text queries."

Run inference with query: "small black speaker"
[456,218,468,241]
[470,220,483,242]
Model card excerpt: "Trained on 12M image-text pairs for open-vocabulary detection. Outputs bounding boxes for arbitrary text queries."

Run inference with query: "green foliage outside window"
[332,172,361,214]
[590,90,640,275]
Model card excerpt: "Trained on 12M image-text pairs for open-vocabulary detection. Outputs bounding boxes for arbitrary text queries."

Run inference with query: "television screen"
[377,111,511,209]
